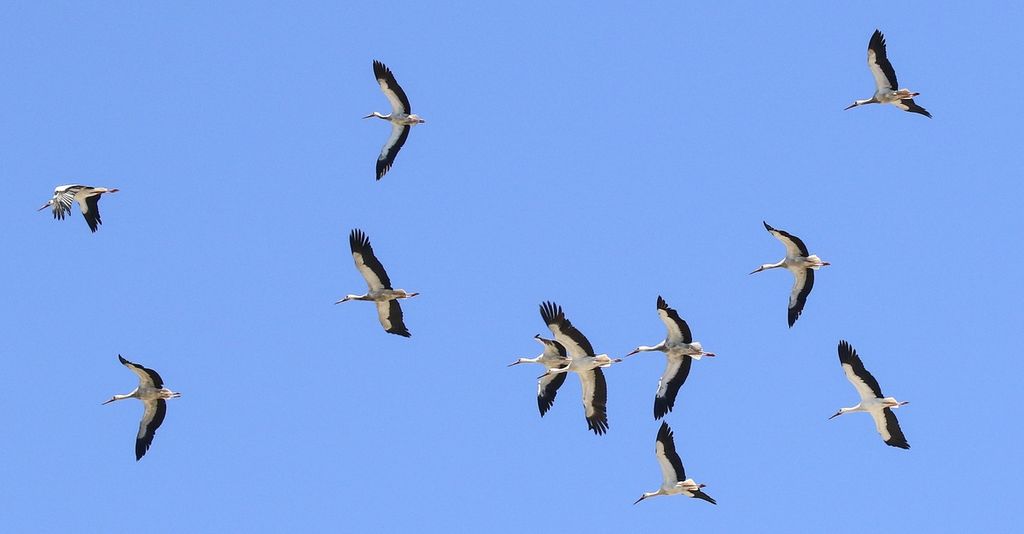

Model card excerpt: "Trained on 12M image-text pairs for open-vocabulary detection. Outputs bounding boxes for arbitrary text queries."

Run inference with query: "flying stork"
[845,30,931,117]
[634,422,716,505]
[625,296,716,420]
[103,355,181,461]
[365,60,425,180]
[38,184,119,232]
[336,229,419,337]
[508,335,570,417]
[829,340,910,449]
[538,301,621,435]
[751,221,830,327]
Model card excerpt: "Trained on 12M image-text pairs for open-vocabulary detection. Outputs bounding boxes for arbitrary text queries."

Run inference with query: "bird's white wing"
[838,340,884,400]
[656,296,692,344]
[375,300,411,337]
[893,99,931,118]
[867,30,897,92]
[77,191,104,232]
[539,302,595,358]
[579,368,608,435]
[376,124,410,181]
[654,355,692,420]
[764,222,809,258]
[118,355,163,389]
[50,186,81,220]
[787,267,814,327]
[870,407,910,449]
[135,398,167,460]
[655,422,685,486]
[373,60,411,115]
[536,371,567,417]
[349,229,392,291]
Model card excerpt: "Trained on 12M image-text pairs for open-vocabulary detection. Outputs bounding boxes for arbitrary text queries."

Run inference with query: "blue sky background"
[1,1,1021,532]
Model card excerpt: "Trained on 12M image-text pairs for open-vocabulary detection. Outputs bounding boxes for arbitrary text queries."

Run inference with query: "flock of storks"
[38,29,922,504]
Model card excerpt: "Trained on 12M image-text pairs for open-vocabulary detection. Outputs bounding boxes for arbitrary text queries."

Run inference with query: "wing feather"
[349,229,392,290]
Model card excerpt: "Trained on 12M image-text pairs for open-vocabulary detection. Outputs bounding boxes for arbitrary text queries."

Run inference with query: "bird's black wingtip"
[887,440,911,450]
[656,295,667,309]
[656,420,672,440]
[693,490,717,505]
[654,398,672,421]
[117,354,128,364]
[539,301,563,325]
[763,221,774,232]
[587,417,609,435]
[387,328,412,338]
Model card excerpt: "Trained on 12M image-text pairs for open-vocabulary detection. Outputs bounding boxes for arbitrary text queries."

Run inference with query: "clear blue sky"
[2,2,1021,532]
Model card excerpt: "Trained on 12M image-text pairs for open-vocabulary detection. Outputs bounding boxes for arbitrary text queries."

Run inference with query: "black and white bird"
[845,30,931,118]
[365,60,425,180]
[625,296,716,420]
[336,229,419,337]
[508,335,570,417]
[538,301,621,435]
[103,355,181,461]
[751,221,830,327]
[829,340,910,449]
[38,184,119,232]
[634,422,716,505]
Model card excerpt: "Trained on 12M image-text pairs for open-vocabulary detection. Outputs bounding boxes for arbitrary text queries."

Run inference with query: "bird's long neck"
[627,342,664,357]
[104,391,137,404]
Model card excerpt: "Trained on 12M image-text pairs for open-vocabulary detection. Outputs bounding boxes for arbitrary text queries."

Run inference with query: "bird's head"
[625,347,641,357]
[101,396,117,405]
[749,264,768,275]
[507,358,525,367]
[335,296,353,304]
[843,101,859,111]
[37,199,53,211]
[408,114,425,124]
[827,410,843,420]
[633,493,653,505]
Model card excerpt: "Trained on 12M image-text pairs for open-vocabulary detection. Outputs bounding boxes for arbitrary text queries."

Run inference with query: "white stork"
[508,335,570,417]
[751,221,830,327]
[538,301,621,435]
[634,422,716,505]
[336,229,419,337]
[625,296,716,419]
[829,340,910,449]
[365,60,425,180]
[103,355,181,461]
[845,30,931,117]
[38,184,119,233]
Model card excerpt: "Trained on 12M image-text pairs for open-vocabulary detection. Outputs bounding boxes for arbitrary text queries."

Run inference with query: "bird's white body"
[366,60,425,180]
[631,340,711,360]
[338,288,418,303]
[635,422,716,505]
[546,353,619,374]
[103,355,180,461]
[845,30,931,117]
[509,335,571,417]
[337,229,418,337]
[38,184,119,232]
[830,341,910,449]
[627,296,715,419]
[538,301,618,434]
[752,222,830,327]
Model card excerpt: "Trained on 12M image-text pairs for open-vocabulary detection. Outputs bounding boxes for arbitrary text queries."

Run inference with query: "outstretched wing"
[867,29,898,92]
[349,229,393,290]
[373,60,411,114]
[539,301,595,357]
